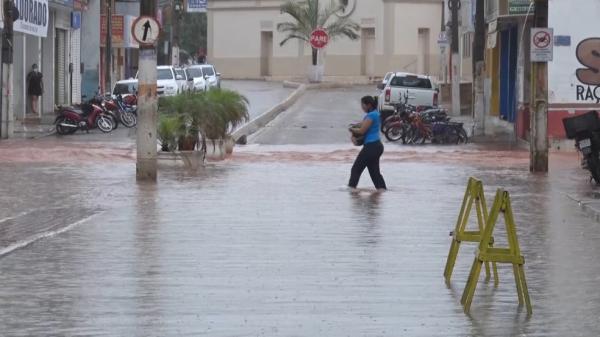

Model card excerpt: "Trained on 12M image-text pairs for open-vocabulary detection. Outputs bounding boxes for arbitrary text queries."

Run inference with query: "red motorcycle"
[55,99,115,135]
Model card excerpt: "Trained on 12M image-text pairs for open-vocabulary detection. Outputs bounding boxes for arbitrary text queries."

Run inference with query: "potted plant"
[203,89,250,160]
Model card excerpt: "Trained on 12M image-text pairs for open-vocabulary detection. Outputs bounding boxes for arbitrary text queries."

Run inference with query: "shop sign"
[101,15,125,47]
[576,38,600,103]
[508,0,534,16]
[11,0,50,37]
[186,0,207,13]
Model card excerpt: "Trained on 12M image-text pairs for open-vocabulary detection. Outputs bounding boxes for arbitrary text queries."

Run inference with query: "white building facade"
[208,0,444,80]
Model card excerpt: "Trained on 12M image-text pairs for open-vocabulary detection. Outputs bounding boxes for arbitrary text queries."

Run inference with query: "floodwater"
[0,139,599,336]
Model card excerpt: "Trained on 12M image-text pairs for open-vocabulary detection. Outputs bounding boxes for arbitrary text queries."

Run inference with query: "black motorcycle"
[563,110,600,184]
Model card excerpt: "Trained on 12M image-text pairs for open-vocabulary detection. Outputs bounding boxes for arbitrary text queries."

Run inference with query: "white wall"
[548,0,600,104]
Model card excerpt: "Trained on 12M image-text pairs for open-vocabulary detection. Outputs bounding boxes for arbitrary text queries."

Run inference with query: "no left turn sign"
[132,16,161,46]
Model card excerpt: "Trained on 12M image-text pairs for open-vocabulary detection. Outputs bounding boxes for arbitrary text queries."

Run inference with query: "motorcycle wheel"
[588,155,600,185]
[55,117,77,135]
[457,128,469,144]
[120,111,137,128]
[385,125,405,142]
[97,116,114,133]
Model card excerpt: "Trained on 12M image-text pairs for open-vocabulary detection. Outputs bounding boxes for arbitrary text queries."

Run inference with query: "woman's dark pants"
[349,141,387,189]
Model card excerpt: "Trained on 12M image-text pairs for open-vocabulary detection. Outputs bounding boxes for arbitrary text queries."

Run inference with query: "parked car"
[185,66,208,92]
[174,68,189,92]
[378,72,439,114]
[113,78,138,96]
[377,72,395,91]
[137,66,180,97]
[199,64,221,89]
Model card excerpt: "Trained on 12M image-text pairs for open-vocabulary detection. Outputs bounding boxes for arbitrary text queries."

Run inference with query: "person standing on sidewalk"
[348,96,387,191]
[26,64,44,115]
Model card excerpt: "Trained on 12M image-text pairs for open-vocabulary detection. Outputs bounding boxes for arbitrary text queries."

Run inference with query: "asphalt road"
[251,86,377,145]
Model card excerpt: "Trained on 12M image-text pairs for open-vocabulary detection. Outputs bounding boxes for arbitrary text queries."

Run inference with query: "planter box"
[157,151,204,170]
[307,65,324,83]
[206,139,226,161]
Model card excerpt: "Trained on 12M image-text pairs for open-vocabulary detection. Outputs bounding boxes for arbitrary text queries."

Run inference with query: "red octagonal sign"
[310,28,330,49]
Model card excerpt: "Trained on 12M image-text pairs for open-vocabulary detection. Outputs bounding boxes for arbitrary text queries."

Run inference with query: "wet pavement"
[1,86,600,336]
[222,80,293,121]
[252,86,376,145]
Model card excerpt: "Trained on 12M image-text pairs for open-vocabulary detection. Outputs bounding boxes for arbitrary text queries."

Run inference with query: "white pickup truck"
[378,72,439,114]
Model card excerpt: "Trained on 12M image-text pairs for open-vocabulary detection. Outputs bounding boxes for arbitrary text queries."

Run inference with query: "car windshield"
[389,76,432,89]
[113,83,137,95]
[175,69,185,79]
[187,68,203,78]
[202,67,215,76]
[157,68,174,80]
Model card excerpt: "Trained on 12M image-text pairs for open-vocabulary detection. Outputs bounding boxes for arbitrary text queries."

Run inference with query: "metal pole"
[105,0,112,94]
[472,0,485,136]
[171,0,181,66]
[449,0,461,116]
[530,0,549,172]
[1,0,15,139]
[137,0,158,181]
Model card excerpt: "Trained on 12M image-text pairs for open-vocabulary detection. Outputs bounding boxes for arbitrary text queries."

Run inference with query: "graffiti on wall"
[576,38,600,103]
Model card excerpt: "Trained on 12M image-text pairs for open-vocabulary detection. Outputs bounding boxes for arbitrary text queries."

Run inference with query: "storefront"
[7,0,82,122]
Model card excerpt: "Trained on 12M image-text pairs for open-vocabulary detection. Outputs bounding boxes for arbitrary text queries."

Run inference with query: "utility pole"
[171,0,182,66]
[449,0,461,116]
[472,0,485,136]
[137,0,158,181]
[530,0,549,172]
[0,0,17,139]
[105,0,112,94]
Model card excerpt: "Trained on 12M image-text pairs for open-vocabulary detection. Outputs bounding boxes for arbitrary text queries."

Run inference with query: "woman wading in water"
[348,96,387,191]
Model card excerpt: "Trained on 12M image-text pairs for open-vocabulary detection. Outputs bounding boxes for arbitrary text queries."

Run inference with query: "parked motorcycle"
[55,100,114,135]
[103,95,137,128]
[563,110,600,184]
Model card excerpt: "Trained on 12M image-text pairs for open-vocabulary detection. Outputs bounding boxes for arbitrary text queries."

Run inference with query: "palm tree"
[277,0,360,68]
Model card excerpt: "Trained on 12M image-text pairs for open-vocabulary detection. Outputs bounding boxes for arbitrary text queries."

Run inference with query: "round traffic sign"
[132,16,161,46]
[533,30,551,49]
[310,28,330,49]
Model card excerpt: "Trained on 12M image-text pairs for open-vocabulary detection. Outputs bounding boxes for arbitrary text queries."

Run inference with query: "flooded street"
[1,86,599,336]
[1,145,599,336]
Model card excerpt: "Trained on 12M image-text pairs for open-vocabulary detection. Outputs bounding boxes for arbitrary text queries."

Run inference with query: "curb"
[232,84,307,140]
[566,192,600,222]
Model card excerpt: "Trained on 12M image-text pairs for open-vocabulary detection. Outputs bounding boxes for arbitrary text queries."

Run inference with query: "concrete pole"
[137,0,158,181]
[105,0,112,94]
[530,0,549,172]
[472,0,485,136]
[1,0,15,139]
[171,0,181,66]
[449,0,461,116]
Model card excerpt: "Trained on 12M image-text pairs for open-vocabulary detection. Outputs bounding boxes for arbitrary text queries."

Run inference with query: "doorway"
[418,28,431,74]
[499,26,518,123]
[55,28,68,106]
[260,31,273,77]
[361,28,375,76]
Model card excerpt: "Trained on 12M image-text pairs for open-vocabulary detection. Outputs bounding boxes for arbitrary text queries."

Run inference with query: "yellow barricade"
[444,177,499,284]
[461,189,532,315]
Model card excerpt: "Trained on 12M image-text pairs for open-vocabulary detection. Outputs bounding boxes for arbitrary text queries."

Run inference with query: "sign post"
[309,28,329,50]
[530,1,549,173]
[134,9,160,181]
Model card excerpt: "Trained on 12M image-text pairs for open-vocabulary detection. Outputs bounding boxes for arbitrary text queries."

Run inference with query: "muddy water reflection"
[0,147,598,336]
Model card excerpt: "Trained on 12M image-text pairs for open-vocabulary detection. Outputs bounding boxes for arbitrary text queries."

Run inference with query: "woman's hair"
[361,95,377,111]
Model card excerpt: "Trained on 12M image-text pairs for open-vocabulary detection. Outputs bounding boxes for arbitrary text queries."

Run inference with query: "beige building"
[208,0,444,80]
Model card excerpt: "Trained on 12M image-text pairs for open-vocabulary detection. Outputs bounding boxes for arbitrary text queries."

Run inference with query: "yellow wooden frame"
[461,189,532,315]
[444,177,499,285]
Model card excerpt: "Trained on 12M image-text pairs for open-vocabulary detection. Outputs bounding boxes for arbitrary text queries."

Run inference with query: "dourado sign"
[576,38,600,103]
